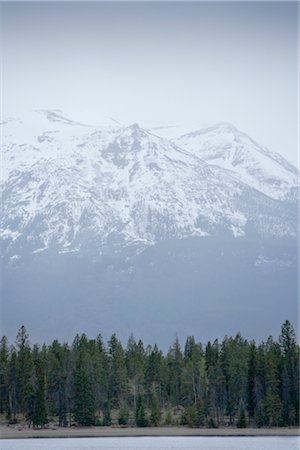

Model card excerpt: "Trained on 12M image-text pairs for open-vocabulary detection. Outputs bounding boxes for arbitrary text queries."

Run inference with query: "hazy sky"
[2,2,299,164]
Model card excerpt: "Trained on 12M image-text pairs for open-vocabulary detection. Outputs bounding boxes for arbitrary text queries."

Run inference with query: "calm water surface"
[0,437,299,450]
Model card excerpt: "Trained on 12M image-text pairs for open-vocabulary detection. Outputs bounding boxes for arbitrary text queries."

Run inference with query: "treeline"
[0,321,299,429]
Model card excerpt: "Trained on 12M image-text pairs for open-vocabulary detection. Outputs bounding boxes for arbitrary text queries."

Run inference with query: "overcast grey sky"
[2,2,299,164]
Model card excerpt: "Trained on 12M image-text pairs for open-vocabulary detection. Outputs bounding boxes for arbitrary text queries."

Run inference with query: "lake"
[0,437,299,450]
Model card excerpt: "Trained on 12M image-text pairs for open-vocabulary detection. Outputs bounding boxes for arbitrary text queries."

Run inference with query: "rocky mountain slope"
[173,122,298,203]
[1,110,298,260]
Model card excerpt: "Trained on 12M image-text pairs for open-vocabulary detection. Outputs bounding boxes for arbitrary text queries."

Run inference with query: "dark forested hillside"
[0,321,299,429]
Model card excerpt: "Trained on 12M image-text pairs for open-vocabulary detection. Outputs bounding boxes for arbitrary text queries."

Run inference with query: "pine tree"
[263,337,282,426]
[205,339,224,425]
[47,340,70,427]
[247,342,256,421]
[126,335,145,411]
[136,395,147,427]
[167,336,183,406]
[279,320,299,425]
[16,326,33,418]
[73,348,95,426]
[149,392,161,426]
[220,333,249,425]
[30,346,48,427]
[183,337,205,407]
[90,335,108,413]
[254,342,267,426]
[108,334,128,407]
[145,344,166,408]
[279,320,296,355]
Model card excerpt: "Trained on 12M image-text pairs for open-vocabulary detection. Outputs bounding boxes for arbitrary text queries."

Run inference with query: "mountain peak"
[129,122,141,130]
[118,123,150,140]
[211,121,239,133]
[174,122,298,203]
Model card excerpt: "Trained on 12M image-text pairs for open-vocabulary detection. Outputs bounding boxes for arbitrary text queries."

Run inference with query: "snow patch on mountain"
[174,122,298,202]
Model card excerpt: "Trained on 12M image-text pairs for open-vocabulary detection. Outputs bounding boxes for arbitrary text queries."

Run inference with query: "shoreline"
[0,425,299,439]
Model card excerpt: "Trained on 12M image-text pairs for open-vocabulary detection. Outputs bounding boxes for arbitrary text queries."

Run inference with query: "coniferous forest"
[0,321,299,429]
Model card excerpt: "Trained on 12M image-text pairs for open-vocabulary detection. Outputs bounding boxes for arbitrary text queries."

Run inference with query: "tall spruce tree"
[167,336,183,406]
[126,335,145,411]
[263,337,282,426]
[29,346,48,427]
[47,340,70,426]
[149,391,161,426]
[16,326,33,418]
[108,334,128,407]
[247,342,257,421]
[279,320,299,425]
[136,394,147,427]
[73,345,95,426]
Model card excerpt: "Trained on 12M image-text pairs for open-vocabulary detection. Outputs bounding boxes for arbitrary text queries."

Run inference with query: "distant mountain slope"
[173,122,298,203]
[1,111,298,259]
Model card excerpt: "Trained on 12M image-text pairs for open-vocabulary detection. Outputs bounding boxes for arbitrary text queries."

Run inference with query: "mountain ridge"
[1,110,298,260]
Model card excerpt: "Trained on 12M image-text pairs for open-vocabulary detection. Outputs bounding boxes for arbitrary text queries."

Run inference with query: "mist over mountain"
[1,111,298,347]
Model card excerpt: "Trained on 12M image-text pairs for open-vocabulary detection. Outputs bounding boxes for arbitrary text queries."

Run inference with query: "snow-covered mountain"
[173,122,298,203]
[1,110,298,345]
[1,111,298,259]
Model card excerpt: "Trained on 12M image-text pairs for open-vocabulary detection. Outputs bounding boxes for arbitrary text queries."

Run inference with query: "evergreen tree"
[90,335,108,413]
[205,339,225,425]
[149,392,161,426]
[254,342,267,426]
[183,337,205,407]
[29,346,48,427]
[263,337,282,426]
[247,342,257,420]
[108,334,128,407]
[167,336,183,406]
[16,326,33,418]
[279,320,299,425]
[126,335,145,411]
[220,333,249,425]
[47,340,70,427]
[145,344,166,408]
[73,346,95,426]
[136,394,147,427]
